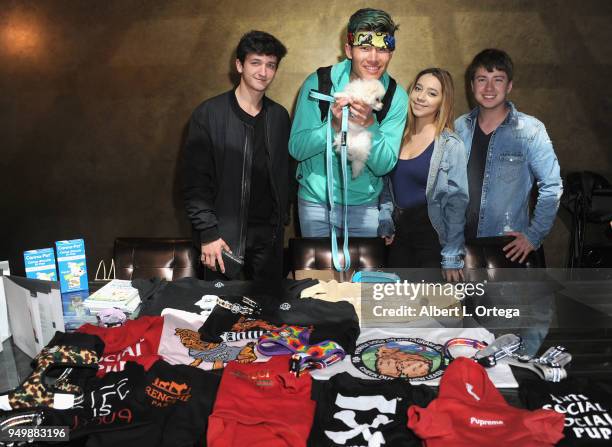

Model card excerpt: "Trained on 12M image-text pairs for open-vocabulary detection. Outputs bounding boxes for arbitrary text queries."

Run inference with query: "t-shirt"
[136,277,317,317]
[310,327,518,388]
[407,357,565,447]
[157,312,270,371]
[299,280,362,321]
[465,123,492,240]
[43,360,221,447]
[309,372,435,447]
[208,355,316,447]
[520,377,612,445]
[199,296,360,354]
[39,362,152,443]
[78,316,163,376]
[231,90,275,225]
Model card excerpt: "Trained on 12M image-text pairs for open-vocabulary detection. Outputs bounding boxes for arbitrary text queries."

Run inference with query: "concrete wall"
[2,0,611,274]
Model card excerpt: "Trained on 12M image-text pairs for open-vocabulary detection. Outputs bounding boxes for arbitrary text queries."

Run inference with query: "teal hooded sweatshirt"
[289,59,408,205]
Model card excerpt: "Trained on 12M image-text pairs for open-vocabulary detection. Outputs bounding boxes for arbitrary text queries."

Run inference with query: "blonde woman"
[379,68,468,281]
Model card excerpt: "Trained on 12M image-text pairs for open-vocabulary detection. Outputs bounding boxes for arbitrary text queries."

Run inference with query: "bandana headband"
[348,31,395,51]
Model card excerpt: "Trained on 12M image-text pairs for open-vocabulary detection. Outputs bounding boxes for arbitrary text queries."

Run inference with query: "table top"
[1,277,610,407]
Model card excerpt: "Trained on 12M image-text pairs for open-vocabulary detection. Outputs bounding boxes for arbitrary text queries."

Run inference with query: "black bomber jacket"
[182,90,291,257]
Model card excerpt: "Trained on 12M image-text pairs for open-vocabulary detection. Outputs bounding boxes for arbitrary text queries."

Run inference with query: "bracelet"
[216,296,261,316]
[443,337,488,362]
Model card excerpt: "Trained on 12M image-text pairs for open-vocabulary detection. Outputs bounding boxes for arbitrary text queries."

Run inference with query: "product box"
[61,289,97,332]
[55,239,89,293]
[23,248,58,281]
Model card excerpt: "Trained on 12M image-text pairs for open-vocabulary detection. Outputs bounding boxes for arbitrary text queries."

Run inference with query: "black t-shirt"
[520,377,612,446]
[308,372,435,447]
[465,122,493,240]
[231,92,275,225]
[135,277,317,317]
[199,296,360,354]
[43,360,221,447]
[42,361,151,444]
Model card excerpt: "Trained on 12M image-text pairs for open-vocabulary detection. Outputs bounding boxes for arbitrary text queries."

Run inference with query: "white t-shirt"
[311,326,518,388]
[157,312,270,371]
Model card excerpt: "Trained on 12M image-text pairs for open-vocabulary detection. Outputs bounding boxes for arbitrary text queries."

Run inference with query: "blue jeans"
[298,198,379,237]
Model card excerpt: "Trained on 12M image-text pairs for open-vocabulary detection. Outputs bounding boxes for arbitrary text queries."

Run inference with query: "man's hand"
[331,98,374,131]
[442,268,464,283]
[502,232,535,263]
[200,238,231,273]
[331,97,351,131]
[348,99,375,128]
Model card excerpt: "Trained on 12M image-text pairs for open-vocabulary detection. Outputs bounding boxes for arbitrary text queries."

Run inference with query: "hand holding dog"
[349,99,375,127]
[332,98,374,130]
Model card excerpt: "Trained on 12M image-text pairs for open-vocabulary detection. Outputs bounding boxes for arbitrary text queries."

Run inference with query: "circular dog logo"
[352,337,447,381]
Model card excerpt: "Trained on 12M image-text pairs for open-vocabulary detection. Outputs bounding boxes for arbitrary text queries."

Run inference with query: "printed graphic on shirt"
[71,377,132,430]
[544,393,612,441]
[466,383,481,401]
[145,377,192,408]
[469,416,505,427]
[325,393,397,445]
[220,316,279,342]
[230,368,274,387]
[99,339,144,374]
[174,328,257,369]
[352,338,448,381]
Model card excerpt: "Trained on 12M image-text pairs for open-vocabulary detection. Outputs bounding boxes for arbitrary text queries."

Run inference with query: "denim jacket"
[454,102,562,249]
[379,129,469,269]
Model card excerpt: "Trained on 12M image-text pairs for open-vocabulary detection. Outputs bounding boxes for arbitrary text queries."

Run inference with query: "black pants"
[202,223,283,281]
[388,205,442,268]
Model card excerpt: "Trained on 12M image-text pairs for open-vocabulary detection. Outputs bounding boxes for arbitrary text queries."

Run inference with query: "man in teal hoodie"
[289,8,408,237]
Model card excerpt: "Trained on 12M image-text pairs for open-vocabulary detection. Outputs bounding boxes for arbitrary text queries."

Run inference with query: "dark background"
[2,0,611,275]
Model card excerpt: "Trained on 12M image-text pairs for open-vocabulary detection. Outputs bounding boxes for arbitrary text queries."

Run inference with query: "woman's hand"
[442,268,464,283]
[382,234,395,246]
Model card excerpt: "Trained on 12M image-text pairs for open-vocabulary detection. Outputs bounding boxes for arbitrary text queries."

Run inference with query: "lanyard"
[308,89,351,272]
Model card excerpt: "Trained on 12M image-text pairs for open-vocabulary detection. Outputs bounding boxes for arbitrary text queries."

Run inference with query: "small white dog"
[333,78,386,178]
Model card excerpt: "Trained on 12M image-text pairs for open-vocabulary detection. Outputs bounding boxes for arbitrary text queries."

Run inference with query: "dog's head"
[341,79,386,111]
[363,80,386,111]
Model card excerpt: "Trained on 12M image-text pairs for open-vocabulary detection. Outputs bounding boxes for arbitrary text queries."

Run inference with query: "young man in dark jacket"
[183,31,289,280]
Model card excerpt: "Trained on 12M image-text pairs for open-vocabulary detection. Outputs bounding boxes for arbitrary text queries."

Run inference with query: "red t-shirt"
[208,355,316,447]
[78,316,163,376]
[407,357,565,447]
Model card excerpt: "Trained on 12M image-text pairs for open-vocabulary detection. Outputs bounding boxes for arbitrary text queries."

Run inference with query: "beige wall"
[2,0,611,272]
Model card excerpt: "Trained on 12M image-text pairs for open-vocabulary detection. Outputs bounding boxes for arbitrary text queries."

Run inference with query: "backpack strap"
[375,76,397,123]
[316,66,397,124]
[316,65,333,121]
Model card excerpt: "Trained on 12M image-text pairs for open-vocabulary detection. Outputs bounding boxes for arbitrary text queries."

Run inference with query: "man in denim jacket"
[455,49,562,263]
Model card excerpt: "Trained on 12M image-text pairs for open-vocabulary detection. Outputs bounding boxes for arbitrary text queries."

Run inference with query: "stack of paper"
[84,279,141,314]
